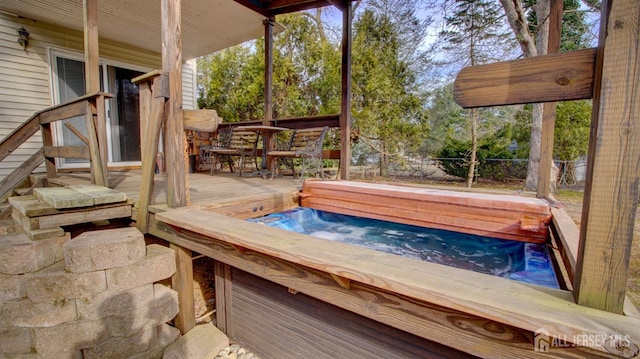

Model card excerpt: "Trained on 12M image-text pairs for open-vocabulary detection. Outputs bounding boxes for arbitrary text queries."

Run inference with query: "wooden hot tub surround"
[151,181,640,358]
[299,180,553,243]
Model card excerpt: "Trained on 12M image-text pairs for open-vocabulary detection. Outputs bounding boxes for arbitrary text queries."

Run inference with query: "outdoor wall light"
[17,27,29,51]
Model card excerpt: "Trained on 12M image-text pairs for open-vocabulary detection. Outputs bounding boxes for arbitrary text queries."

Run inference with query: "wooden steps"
[8,185,131,239]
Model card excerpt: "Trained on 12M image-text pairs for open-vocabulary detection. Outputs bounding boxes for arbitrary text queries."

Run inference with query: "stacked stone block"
[0,226,180,358]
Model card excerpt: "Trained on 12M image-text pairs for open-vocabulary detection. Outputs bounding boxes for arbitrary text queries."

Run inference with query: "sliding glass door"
[51,50,145,167]
[107,66,143,163]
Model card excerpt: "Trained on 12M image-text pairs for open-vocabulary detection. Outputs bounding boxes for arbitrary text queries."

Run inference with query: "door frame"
[48,47,151,167]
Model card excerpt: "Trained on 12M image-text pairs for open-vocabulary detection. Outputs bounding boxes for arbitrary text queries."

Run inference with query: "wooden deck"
[52,170,301,208]
[44,170,640,357]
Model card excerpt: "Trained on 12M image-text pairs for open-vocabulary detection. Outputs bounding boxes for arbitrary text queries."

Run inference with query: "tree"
[272,12,341,118]
[351,9,429,176]
[197,44,263,122]
[500,0,592,191]
[438,0,513,187]
[424,83,466,154]
[513,100,591,184]
[197,12,341,122]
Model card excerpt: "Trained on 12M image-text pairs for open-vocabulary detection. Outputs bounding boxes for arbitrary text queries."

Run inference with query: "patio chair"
[267,126,329,179]
[208,128,259,176]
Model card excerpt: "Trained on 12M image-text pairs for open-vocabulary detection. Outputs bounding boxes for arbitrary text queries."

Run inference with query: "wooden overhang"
[0,0,284,60]
[233,0,349,16]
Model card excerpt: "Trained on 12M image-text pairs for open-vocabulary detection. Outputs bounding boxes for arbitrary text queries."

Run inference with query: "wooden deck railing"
[132,69,222,234]
[0,92,112,199]
[217,114,340,131]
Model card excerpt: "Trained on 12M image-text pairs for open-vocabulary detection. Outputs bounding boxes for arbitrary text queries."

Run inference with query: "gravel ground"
[215,343,260,359]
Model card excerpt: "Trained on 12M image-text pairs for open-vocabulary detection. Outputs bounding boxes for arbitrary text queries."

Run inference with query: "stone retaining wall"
[0,225,180,358]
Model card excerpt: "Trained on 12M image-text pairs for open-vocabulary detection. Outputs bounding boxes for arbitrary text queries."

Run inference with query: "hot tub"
[248,207,559,288]
[154,180,639,358]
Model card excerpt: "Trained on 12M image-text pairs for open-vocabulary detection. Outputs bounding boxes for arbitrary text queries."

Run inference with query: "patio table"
[236,125,288,178]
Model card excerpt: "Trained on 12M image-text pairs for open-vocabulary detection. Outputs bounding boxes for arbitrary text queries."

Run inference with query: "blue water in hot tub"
[247,207,559,289]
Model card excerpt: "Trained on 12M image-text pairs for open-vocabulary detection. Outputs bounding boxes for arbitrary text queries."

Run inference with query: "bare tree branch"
[499,0,537,57]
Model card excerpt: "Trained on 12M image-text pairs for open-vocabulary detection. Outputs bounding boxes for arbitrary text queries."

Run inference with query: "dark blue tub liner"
[248,207,559,289]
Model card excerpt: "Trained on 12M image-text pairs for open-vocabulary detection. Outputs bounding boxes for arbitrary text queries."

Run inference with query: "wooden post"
[133,72,166,234]
[83,0,100,94]
[213,260,230,333]
[94,95,109,186]
[161,0,187,208]
[537,1,562,198]
[339,2,353,180]
[171,243,196,334]
[264,18,275,172]
[574,0,640,313]
[84,101,106,187]
[40,123,57,179]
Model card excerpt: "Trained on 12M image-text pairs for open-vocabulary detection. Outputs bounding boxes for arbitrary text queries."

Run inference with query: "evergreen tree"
[437,0,513,187]
[197,12,340,122]
[352,9,428,176]
[197,45,263,122]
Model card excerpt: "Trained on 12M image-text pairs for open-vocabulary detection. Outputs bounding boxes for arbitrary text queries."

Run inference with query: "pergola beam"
[339,1,352,180]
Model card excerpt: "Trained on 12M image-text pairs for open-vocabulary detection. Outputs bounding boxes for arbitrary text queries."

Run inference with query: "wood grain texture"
[550,207,580,283]
[162,0,187,208]
[301,180,552,242]
[83,0,100,94]
[136,73,165,234]
[40,123,56,178]
[43,146,90,159]
[154,208,640,356]
[228,268,476,359]
[18,204,131,229]
[213,260,230,333]
[574,0,640,314]
[182,109,222,132]
[84,101,106,187]
[537,1,562,198]
[171,243,196,334]
[340,3,353,180]
[0,148,43,202]
[454,48,596,108]
[63,122,90,145]
[196,191,299,219]
[94,95,109,186]
[0,113,40,162]
[149,215,622,358]
[38,101,87,125]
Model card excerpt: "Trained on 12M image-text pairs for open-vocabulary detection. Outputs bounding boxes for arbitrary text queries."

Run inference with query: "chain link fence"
[381,158,587,190]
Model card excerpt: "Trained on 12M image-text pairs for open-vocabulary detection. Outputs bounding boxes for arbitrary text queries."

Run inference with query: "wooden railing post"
[40,122,57,179]
[573,0,640,314]
[132,70,167,234]
[339,3,353,180]
[162,0,188,209]
[84,100,106,187]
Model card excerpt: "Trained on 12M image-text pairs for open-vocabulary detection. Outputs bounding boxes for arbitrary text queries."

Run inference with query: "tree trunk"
[466,108,478,188]
[380,142,388,177]
[500,0,555,192]
[525,103,543,190]
[499,0,537,57]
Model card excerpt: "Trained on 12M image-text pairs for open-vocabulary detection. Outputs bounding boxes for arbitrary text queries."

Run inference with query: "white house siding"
[0,12,196,182]
[182,59,198,110]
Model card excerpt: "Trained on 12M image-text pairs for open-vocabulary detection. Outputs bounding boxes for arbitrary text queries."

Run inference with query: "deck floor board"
[52,170,301,208]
